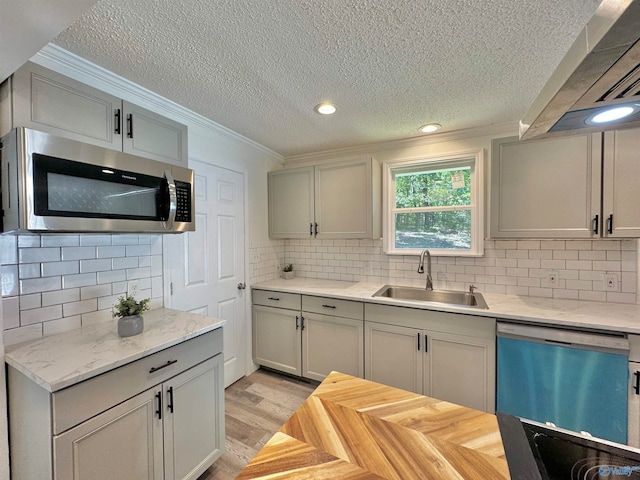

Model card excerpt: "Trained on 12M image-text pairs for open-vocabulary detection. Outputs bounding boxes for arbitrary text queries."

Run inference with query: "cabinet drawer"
[253,290,301,310]
[51,328,223,435]
[302,295,363,320]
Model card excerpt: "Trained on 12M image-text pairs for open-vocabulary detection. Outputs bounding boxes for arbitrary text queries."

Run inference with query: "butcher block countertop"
[237,371,509,479]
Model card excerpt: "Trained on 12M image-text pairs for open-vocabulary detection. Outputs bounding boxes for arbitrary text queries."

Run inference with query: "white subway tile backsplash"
[276,237,637,305]
[112,234,140,245]
[80,259,113,273]
[0,231,167,336]
[2,297,19,329]
[97,270,127,285]
[18,236,41,248]
[126,267,151,280]
[61,246,96,261]
[19,293,41,310]
[63,299,97,317]
[81,309,113,327]
[0,235,17,265]
[4,324,42,346]
[41,235,80,247]
[80,235,113,246]
[41,261,79,277]
[21,305,62,325]
[96,246,126,258]
[20,276,61,295]
[62,273,96,289]
[126,245,151,257]
[1,265,19,296]
[19,247,60,263]
[112,257,138,270]
[42,288,80,307]
[43,316,82,337]
[80,284,112,300]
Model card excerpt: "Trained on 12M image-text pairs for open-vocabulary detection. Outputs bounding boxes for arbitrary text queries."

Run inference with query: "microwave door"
[32,154,166,225]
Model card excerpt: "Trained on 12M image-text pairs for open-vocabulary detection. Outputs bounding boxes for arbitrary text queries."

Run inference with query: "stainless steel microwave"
[0,128,195,233]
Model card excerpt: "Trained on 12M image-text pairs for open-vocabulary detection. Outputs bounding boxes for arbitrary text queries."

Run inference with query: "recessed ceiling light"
[589,106,636,124]
[314,103,337,115]
[419,123,441,133]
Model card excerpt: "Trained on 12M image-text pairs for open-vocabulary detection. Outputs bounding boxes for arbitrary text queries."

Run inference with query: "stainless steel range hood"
[519,0,640,139]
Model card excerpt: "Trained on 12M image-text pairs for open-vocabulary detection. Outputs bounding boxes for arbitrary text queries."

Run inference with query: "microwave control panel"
[175,181,192,223]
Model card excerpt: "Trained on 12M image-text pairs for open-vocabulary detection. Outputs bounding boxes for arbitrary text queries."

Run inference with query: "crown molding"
[284,122,518,165]
[32,43,284,162]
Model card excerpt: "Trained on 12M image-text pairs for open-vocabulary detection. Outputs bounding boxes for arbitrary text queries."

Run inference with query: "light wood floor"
[198,368,318,480]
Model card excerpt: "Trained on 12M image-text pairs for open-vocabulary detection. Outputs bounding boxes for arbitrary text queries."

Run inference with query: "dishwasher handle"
[497,322,629,352]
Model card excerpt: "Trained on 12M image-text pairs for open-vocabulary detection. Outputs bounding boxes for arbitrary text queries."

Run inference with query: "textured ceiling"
[53,0,602,157]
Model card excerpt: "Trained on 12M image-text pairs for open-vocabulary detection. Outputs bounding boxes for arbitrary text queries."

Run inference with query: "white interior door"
[165,161,246,387]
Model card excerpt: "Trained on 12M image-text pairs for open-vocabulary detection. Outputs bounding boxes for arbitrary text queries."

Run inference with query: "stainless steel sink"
[372,285,489,309]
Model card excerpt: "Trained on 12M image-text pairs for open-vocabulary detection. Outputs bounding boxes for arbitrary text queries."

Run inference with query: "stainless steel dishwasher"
[497,322,630,445]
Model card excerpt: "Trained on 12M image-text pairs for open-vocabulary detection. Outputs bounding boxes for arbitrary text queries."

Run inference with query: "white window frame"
[382,149,484,256]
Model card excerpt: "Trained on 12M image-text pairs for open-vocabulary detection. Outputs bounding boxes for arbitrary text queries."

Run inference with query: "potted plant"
[281,263,294,280]
[113,294,150,337]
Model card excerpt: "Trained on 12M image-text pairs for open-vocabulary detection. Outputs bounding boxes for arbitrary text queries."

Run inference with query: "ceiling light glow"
[314,103,337,115]
[419,123,441,133]
[590,106,635,124]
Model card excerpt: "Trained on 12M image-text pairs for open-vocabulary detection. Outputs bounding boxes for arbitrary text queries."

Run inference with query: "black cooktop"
[497,413,640,480]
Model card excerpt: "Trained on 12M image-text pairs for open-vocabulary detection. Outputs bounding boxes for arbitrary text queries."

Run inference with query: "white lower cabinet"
[8,329,224,480]
[54,387,164,480]
[365,303,496,413]
[252,291,364,381]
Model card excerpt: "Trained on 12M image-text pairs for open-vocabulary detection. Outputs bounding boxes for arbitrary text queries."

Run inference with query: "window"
[383,150,484,256]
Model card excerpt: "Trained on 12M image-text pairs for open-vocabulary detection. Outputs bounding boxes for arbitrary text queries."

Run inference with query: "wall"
[279,124,638,304]
[1,233,163,346]
[0,45,284,343]
[282,238,637,303]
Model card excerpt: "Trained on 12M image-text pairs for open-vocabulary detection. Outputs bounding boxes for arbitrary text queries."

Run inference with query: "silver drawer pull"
[322,304,336,309]
[268,297,280,301]
[149,359,177,373]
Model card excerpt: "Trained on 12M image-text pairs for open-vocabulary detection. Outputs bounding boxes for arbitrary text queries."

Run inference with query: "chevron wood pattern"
[237,371,510,479]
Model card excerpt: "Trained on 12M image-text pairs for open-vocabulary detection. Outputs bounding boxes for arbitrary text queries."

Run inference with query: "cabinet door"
[302,312,364,381]
[490,135,601,238]
[424,331,495,412]
[54,388,163,480]
[252,305,302,376]
[163,355,224,480]
[268,166,314,238]
[11,62,122,150]
[122,101,188,166]
[629,362,640,448]
[365,321,422,394]
[315,157,373,238]
[602,129,640,237]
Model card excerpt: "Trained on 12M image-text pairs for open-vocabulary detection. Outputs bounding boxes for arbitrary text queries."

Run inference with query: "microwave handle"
[163,170,177,230]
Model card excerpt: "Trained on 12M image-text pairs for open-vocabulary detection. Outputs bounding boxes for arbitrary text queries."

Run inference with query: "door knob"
[237,282,246,290]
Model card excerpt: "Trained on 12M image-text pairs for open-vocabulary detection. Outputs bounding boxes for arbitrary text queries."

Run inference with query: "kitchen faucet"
[417,249,433,291]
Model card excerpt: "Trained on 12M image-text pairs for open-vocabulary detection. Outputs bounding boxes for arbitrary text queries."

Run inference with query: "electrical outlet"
[604,273,619,291]
[127,280,140,298]
[546,271,559,286]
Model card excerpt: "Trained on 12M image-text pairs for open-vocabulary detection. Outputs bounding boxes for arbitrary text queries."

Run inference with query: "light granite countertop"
[253,278,640,335]
[5,308,225,392]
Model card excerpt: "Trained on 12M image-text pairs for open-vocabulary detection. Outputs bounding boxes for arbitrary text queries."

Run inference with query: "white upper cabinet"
[490,134,602,238]
[268,156,381,239]
[602,129,640,238]
[1,62,188,166]
[268,166,315,238]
